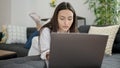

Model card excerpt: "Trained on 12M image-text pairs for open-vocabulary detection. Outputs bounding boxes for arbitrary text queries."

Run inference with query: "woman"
[28,2,78,60]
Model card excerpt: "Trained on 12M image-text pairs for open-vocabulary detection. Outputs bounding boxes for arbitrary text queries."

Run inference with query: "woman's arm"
[40,27,51,60]
[28,36,41,56]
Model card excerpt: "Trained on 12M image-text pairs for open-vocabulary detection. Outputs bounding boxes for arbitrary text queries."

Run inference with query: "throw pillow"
[0,25,8,43]
[6,25,27,44]
[88,25,120,56]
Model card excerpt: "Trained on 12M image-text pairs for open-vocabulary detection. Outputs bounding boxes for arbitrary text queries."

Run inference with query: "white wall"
[0,0,11,31]
[11,0,36,27]
[0,0,95,31]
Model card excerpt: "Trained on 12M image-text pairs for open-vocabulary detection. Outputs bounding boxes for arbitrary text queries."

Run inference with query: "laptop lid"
[49,33,108,68]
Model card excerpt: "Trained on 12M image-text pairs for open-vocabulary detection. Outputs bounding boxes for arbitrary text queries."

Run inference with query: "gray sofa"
[0,27,37,57]
[0,25,120,68]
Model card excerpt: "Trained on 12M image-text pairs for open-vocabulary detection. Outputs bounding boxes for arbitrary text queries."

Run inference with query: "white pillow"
[6,25,27,44]
[88,25,119,55]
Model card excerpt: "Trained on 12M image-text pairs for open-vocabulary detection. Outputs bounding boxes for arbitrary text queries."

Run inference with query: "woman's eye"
[68,16,73,21]
[68,18,72,21]
[68,19,72,20]
[60,18,64,20]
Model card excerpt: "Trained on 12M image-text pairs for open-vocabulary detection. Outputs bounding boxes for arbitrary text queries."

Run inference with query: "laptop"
[49,33,108,68]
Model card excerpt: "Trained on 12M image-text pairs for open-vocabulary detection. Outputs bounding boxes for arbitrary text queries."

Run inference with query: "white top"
[28,27,51,60]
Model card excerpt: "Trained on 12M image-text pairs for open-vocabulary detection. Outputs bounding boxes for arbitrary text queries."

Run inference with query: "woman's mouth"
[63,26,69,29]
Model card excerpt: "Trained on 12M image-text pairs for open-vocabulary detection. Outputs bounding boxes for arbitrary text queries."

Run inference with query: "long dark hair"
[42,2,78,32]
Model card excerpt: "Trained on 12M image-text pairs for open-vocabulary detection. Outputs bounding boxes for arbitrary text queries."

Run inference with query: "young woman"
[28,2,78,60]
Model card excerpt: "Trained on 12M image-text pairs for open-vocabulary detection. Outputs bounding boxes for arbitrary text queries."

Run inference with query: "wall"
[0,0,95,31]
[11,0,36,27]
[0,0,11,31]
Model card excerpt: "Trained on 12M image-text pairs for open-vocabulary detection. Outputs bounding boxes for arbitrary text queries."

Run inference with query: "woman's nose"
[64,20,69,25]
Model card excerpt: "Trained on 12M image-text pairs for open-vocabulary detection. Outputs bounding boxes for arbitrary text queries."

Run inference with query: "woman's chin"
[63,29,69,32]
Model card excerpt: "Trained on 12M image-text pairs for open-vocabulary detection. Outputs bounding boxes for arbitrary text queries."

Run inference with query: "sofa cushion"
[101,54,120,68]
[6,25,27,44]
[88,25,120,55]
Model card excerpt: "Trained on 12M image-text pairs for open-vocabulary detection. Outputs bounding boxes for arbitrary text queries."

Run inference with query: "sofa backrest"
[78,25,120,53]
[26,27,37,40]
[78,25,90,33]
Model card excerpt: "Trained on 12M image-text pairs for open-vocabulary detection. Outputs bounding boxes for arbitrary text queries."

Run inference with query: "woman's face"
[57,9,73,32]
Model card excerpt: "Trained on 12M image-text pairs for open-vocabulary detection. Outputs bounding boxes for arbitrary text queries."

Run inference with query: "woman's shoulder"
[42,27,50,31]
[32,36,38,42]
[41,27,50,34]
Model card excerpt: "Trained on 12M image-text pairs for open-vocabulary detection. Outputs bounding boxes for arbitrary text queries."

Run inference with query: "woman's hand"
[46,52,50,60]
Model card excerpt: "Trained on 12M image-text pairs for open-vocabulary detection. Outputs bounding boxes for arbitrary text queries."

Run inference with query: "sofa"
[0,27,37,57]
[0,25,120,68]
